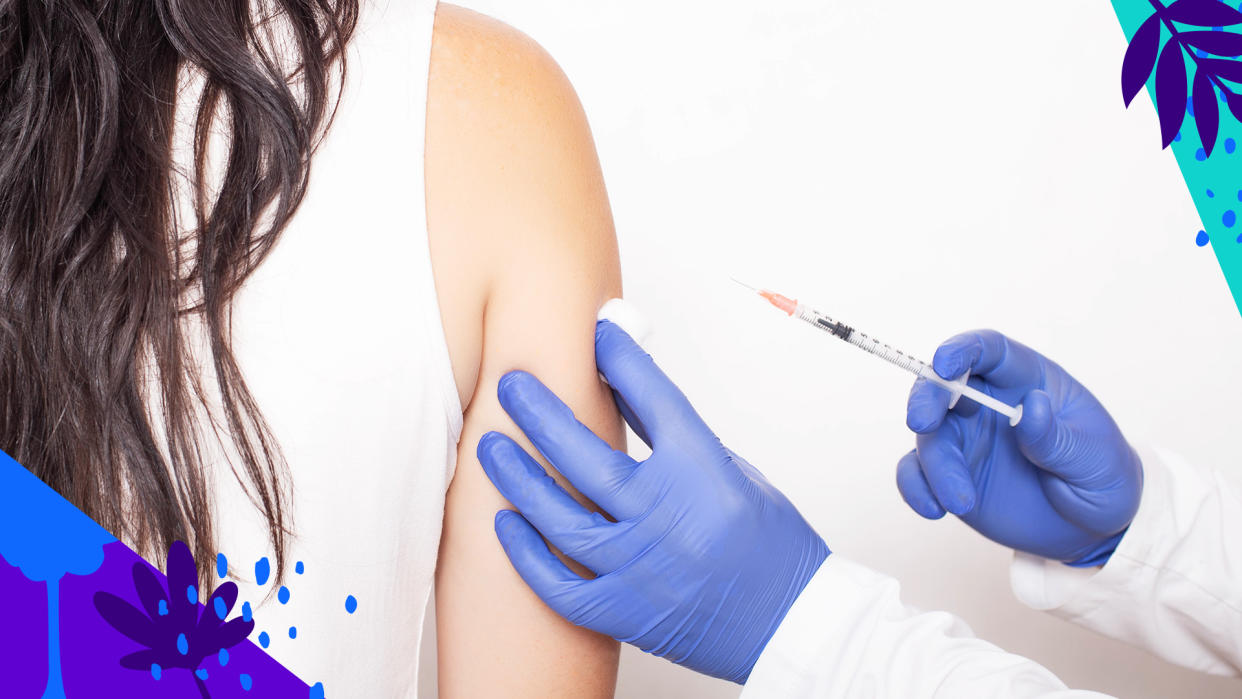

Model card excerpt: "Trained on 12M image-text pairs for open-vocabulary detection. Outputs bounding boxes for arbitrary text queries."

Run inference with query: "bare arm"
[425,5,622,696]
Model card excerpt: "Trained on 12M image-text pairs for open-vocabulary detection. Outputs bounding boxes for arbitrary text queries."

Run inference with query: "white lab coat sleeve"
[1010,445,1242,676]
[742,554,1110,698]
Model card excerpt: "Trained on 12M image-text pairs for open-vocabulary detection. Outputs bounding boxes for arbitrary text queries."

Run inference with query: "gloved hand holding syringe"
[734,279,1024,427]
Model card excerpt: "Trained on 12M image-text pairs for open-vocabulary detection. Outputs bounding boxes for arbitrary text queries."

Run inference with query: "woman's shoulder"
[425,4,617,411]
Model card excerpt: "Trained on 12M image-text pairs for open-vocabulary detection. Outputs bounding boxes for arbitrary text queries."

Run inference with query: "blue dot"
[240,674,253,691]
[1197,230,1210,246]
[187,585,197,604]
[1174,131,1183,142]
[255,557,270,586]
[177,633,189,655]
[1237,190,1242,202]
[345,595,357,614]
[278,586,290,605]
[289,626,298,639]
[242,601,252,622]
[1188,96,1196,117]
[258,631,270,648]
[217,553,228,579]
[196,669,209,681]
[151,664,162,681]
[295,561,304,575]
[1227,138,1237,154]
[214,597,227,620]
[1196,148,1208,161]
[310,682,326,699]
[158,599,168,616]
[1225,210,1237,228]
[1208,189,1216,198]
[218,648,230,666]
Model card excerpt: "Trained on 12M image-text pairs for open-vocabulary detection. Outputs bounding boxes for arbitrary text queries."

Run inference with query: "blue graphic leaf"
[94,591,160,648]
[1155,41,1189,147]
[1193,69,1221,155]
[1181,30,1242,56]
[1165,0,1242,26]
[1123,14,1163,105]
[1202,57,1242,81]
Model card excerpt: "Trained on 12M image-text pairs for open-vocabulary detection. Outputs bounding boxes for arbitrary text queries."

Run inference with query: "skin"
[425,5,623,697]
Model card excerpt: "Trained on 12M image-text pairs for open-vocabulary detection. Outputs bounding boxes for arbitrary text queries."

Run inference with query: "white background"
[422,1,1242,696]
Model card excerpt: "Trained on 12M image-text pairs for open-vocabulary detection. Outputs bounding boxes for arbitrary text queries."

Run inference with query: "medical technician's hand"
[476,320,830,683]
[901,330,1143,566]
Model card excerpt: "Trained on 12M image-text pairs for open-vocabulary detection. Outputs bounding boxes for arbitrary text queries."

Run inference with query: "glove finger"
[906,377,953,434]
[611,387,651,449]
[915,423,977,516]
[479,432,631,573]
[497,370,641,516]
[594,320,708,447]
[493,510,610,632]
[896,449,947,519]
[931,330,1043,389]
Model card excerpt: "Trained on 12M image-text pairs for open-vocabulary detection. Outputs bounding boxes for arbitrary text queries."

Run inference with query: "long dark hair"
[0,0,358,586]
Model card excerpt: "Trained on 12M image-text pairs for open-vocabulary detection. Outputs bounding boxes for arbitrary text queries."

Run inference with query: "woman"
[0,1,621,696]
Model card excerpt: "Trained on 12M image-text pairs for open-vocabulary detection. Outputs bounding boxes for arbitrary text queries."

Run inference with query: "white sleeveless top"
[191,1,459,696]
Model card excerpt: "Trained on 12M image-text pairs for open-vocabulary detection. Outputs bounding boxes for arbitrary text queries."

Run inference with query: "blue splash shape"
[186,584,197,604]
[214,596,228,620]
[195,668,209,681]
[151,664,162,681]
[240,674,253,691]
[278,586,290,605]
[1238,190,1242,202]
[345,595,358,614]
[255,557,270,586]
[158,599,169,616]
[1174,131,1183,143]
[1225,210,1237,229]
[242,601,252,622]
[295,561,304,575]
[1197,230,1211,247]
[310,682,326,699]
[217,553,228,579]
[1196,148,1208,161]
[176,633,189,655]
[1228,138,1238,155]
[1209,189,1216,198]
[288,626,298,639]
[218,647,230,666]
[258,631,270,648]
[0,450,116,699]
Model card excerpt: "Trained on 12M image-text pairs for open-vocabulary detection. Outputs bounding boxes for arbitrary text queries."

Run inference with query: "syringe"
[736,280,1023,426]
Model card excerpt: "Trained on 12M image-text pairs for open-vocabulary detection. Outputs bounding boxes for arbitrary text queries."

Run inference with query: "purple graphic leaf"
[1123,14,1163,105]
[1202,57,1242,81]
[130,562,166,619]
[1155,40,1189,147]
[196,580,238,634]
[166,540,198,627]
[1181,30,1242,56]
[93,592,160,648]
[1165,0,1242,26]
[213,616,256,649]
[1225,88,1242,121]
[118,650,162,671]
[1192,69,1221,155]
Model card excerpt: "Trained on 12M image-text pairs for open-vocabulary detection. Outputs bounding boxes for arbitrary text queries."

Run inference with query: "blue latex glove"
[900,330,1143,566]
[477,320,830,683]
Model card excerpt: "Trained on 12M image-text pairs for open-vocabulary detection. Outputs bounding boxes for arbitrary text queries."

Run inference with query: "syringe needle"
[730,277,761,294]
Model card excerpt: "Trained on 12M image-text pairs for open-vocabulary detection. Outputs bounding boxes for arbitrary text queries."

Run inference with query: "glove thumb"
[1014,389,1083,482]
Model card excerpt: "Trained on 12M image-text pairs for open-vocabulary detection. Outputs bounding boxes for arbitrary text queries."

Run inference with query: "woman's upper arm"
[425,5,622,697]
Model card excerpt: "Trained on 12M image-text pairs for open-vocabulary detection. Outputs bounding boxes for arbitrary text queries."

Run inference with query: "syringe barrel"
[796,305,929,375]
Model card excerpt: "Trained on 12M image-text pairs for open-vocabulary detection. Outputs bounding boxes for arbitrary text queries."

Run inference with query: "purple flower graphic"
[93,540,253,698]
[1122,0,1242,156]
